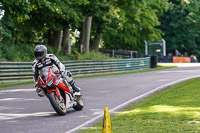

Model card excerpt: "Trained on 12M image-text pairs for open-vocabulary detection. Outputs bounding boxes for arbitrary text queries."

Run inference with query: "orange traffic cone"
[102,107,113,133]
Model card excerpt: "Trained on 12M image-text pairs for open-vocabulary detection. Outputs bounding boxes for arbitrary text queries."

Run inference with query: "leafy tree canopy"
[159,0,200,56]
[102,0,169,53]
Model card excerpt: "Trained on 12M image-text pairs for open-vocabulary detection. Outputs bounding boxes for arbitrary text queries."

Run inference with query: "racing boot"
[63,79,74,94]
[36,88,45,97]
[69,80,81,93]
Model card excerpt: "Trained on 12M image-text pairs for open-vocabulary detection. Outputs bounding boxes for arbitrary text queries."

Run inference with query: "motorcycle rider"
[32,45,81,97]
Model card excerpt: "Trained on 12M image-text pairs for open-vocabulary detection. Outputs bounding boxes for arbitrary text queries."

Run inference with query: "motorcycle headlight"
[47,77,54,87]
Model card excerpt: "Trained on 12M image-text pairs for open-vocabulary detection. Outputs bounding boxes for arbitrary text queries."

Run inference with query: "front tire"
[48,92,66,116]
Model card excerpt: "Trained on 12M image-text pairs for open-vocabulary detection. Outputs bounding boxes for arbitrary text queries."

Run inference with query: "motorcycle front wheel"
[48,91,67,116]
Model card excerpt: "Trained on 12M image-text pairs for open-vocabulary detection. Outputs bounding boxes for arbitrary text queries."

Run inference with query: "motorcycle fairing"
[65,91,76,109]
[47,89,61,99]
[37,67,81,114]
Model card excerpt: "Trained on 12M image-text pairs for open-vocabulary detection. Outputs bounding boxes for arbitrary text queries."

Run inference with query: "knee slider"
[63,70,73,82]
[67,71,72,77]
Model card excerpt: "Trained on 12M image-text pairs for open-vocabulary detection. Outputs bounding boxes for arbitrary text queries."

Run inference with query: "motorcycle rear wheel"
[73,96,84,110]
[48,91,66,116]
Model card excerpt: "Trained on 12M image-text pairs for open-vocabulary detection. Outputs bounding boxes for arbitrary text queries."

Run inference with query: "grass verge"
[81,77,200,133]
[0,80,34,88]
[0,65,176,88]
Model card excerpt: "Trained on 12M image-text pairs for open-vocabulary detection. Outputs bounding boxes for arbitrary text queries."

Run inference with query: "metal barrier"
[99,48,138,58]
[0,58,150,83]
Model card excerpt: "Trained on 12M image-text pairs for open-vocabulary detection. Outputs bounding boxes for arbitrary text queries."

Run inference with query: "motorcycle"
[36,67,84,115]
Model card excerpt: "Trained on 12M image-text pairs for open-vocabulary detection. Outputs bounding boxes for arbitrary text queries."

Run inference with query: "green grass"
[0,80,34,88]
[81,78,200,133]
[77,51,119,60]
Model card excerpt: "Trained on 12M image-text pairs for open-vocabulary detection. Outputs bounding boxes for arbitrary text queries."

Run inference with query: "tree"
[80,16,92,54]
[1,0,171,59]
[159,0,200,56]
[29,0,85,52]
[0,0,87,56]
[102,0,169,53]
[90,0,119,52]
[62,28,71,55]
[78,0,113,54]
[1,0,33,44]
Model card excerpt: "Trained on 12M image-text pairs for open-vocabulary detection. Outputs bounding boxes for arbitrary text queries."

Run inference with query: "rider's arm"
[32,61,39,83]
[49,54,65,71]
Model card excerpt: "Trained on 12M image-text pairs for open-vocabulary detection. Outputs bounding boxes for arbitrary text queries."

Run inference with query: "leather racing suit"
[32,54,80,95]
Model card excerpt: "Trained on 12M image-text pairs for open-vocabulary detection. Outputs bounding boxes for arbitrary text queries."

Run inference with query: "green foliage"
[0,0,87,48]
[102,0,169,53]
[78,51,117,60]
[0,13,14,44]
[0,43,34,61]
[0,42,65,61]
[0,0,174,62]
[1,0,33,22]
[159,0,200,56]
[0,42,114,61]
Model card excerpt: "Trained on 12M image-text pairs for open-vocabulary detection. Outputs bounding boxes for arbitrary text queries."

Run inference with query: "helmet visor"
[35,51,44,59]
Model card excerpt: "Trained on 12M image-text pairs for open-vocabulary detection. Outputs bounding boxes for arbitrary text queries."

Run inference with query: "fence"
[0,58,150,83]
[99,48,138,58]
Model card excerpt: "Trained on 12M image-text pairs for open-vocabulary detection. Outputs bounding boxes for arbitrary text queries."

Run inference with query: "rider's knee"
[62,70,73,82]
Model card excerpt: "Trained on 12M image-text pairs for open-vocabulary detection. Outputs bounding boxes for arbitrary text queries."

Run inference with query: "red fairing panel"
[57,81,71,94]
[48,89,60,99]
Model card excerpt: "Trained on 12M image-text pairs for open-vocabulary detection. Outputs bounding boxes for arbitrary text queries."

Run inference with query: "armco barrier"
[0,58,150,83]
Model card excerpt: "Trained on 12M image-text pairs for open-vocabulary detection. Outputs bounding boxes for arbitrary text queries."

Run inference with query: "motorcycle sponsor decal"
[37,63,43,68]
[56,78,62,85]
[46,58,51,64]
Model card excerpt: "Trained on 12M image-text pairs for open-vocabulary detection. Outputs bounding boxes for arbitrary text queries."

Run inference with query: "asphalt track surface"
[1,64,200,133]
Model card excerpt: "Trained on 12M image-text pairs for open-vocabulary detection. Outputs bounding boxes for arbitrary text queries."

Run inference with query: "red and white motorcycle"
[36,67,84,115]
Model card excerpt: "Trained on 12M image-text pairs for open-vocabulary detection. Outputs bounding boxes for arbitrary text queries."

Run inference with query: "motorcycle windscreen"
[39,66,52,83]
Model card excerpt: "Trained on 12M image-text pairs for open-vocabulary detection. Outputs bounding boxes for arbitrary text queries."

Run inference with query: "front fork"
[47,87,61,99]
[48,87,66,108]
[47,87,77,109]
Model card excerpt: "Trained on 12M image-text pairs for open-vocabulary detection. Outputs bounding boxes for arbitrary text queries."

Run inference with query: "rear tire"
[48,92,66,116]
[73,96,84,110]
